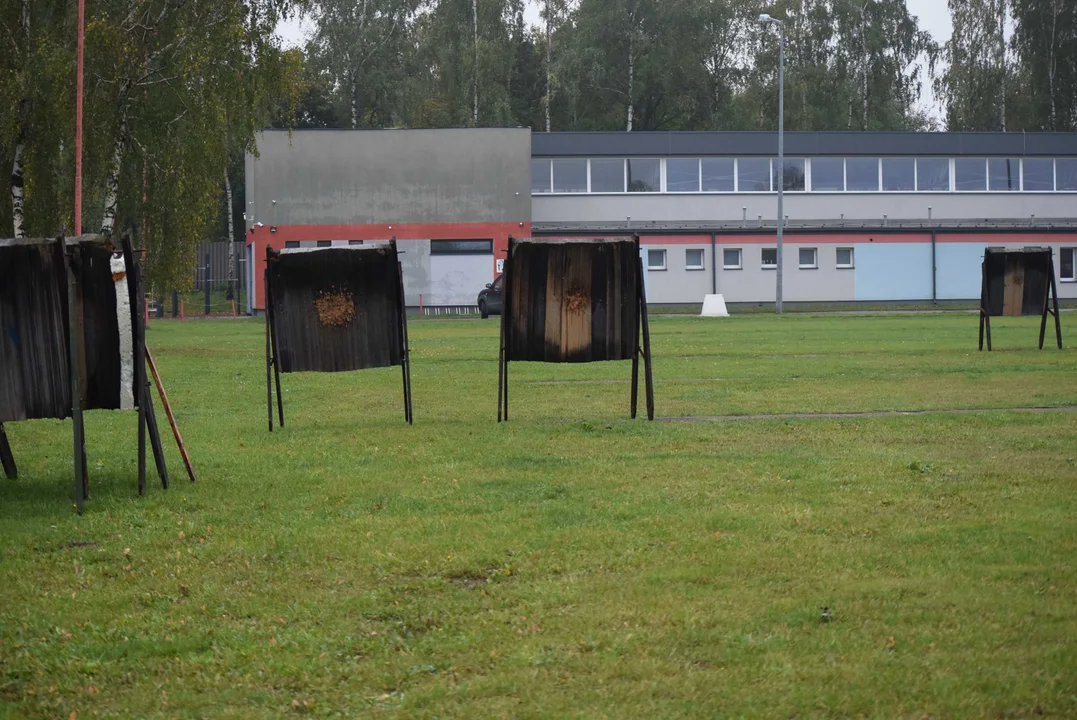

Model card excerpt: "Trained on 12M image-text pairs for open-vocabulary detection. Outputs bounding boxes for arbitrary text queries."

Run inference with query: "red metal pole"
[75,0,85,235]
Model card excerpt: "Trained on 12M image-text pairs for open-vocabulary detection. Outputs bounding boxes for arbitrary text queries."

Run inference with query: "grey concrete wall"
[533,193,1076,224]
[428,254,491,305]
[641,244,714,303]
[248,129,531,227]
[714,244,855,303]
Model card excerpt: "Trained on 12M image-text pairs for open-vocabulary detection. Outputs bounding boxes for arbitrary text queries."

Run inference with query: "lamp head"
[759,13,772,21]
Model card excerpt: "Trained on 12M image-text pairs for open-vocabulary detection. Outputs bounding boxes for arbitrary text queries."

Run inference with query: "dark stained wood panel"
[983,247,1051,317]
[506,238,639,363]
[267,246,404,373]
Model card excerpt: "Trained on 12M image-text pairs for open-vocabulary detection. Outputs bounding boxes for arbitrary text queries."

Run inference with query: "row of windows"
[645,246,855,271]
[532,157,1077,194]
[282,239,494,254]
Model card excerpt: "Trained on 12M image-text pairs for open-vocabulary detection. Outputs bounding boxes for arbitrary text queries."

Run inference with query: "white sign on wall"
[496,259,505,273]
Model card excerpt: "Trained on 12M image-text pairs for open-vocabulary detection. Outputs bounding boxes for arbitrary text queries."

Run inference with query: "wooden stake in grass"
[145,346,197,483]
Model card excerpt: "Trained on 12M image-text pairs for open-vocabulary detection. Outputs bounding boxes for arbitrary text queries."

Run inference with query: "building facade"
[245,129,1077,310]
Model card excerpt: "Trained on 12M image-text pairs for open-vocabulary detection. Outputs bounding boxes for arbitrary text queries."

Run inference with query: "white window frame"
[761,247,778,269]
[1021,158,1055,192]
[647,248,667,271]
[723,248,743,270]
[685,248,705,271]
[1061,247,1076,282]
[798,247,818,269]
[836,246,855,269]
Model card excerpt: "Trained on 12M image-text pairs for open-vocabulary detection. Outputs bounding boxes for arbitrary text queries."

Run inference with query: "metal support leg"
[0,425,16,480]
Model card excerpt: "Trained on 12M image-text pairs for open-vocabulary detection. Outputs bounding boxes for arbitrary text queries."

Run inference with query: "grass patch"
[1,313,1076,718]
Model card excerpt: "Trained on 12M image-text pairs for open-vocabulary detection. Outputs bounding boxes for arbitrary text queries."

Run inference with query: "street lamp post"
[759,13,785,313]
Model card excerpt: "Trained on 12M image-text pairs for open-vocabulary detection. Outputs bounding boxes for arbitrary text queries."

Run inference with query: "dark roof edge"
[531,131,1077,158]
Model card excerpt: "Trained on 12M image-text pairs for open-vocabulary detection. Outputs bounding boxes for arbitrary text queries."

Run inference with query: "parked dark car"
[478,274,503,318]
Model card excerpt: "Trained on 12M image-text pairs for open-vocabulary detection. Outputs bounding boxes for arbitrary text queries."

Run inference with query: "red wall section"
[246,221,529,310]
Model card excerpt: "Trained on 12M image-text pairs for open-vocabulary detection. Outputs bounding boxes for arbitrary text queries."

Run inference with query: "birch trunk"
[101,88,132,237]
[1048,1,1057,130]
[626,33,634,132]
[545,0,552,132]
[225,168,236,300]
[473,0,479,125]
[351,76,358,128]
[10,139,26,238]
[998,0,1006,131]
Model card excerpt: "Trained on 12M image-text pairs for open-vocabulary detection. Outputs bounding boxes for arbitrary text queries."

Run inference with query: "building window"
[761,247,777,268]
[590,158,625,192]
[348,240,363,245]
[1061,248,1076,281]
[1023,158,1054,191]
[723,248,742,269]
[738,158,772,192]
[531,159,552,193]
[775,159,805,191]
[836,247,854,268]
[955,158,987,191]
[685,248,705,270]
[811,158,845,191]
[916,158,950,191]
[647,249,667,270]
[1056,159,1077,191]
[627,158,661,192]
[667,158,700,192]
[552,159,587,193]
[702,158,735,191]
[284,241,300,249]
[430,239,493,255]
[847,157,880,191]
[882,158,915,191]
[988,158,1020,191]
[316,240,332,248]
[798,247,818,269]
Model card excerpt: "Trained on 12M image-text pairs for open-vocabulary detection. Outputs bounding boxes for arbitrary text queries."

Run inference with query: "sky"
[275,0,955,122]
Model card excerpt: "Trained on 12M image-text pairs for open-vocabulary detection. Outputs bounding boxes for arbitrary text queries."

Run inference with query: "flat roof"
[531,131,1077,158]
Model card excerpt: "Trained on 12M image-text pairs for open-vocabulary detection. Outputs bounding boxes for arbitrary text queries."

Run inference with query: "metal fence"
[153,242,248,318]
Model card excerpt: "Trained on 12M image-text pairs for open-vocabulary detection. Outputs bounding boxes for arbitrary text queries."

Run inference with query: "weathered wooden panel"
[0,236,138,423]
[268,246,404,373]
[983,247,1051,317]
[506,238,639,363]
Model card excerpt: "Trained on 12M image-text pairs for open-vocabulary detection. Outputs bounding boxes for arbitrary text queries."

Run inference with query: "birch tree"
[938,0,1011,130]
[1011,0,1077,131]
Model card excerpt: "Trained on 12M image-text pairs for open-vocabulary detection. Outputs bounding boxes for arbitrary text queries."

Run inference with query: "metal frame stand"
[980,254,1064,351]
[265,247,284,431]
[393,239,414,424]
[0,425,16,480]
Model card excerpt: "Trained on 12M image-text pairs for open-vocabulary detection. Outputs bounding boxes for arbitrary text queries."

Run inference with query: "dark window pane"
[738,158,771,191]
[430,239,493,255]
[627,158,660,192]
[1023,158,1054,190]
[882,158,915,191]
[723,248,742,268]
[775,159,805,191]
[836,247,854,267]
[798,247,817,267]
[761,247,777,266]
[531,159,551,193]
[686,248,704,269]
[284,241,300,249]
[552,159,586,193]
[348,240,363,245]
[317,240,332,248]
[647,249,666,269]
[1061,248,1075,280]
[955,159,987,191]
[590,158,625,192]
[701,158,735,191]
[667,158,699,192]
[847,158,879,191]
[812,158,844,191]
[1056,159,1077,191]
[988,158,1019,191]
[917,158,949,191]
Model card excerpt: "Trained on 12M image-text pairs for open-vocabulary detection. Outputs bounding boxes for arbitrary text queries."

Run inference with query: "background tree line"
[2,0,1076,290]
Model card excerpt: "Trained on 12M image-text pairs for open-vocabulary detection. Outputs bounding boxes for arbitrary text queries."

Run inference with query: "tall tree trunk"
[998,0,1006,131]
[626,33,634,132]
[11,0,29,238]
[225,168,236,300]
[101,88,132,237]
[473,0,479,125]
[545,0,552,132]
[1048,1,1058,130]
[861,4,869,130]
[350,75,358,128]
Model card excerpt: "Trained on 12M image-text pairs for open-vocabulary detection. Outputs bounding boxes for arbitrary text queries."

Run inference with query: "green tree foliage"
[1010,0,1077,131]
[937,0,1009,130]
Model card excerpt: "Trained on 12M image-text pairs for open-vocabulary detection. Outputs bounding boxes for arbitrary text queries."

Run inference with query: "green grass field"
[2,313,1076,719]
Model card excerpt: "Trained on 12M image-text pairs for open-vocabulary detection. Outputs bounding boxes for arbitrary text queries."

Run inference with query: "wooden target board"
[0,233,182,512]
[498,236,653,421]
[264,242,413,429]
[978,247,1062,350]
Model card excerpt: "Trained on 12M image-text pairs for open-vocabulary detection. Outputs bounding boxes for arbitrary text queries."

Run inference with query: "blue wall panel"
[935,242,987,300]
[854,243,933,300]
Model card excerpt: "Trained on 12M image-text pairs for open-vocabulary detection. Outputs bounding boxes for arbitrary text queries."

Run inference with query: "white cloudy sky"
[276,0,955,122]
